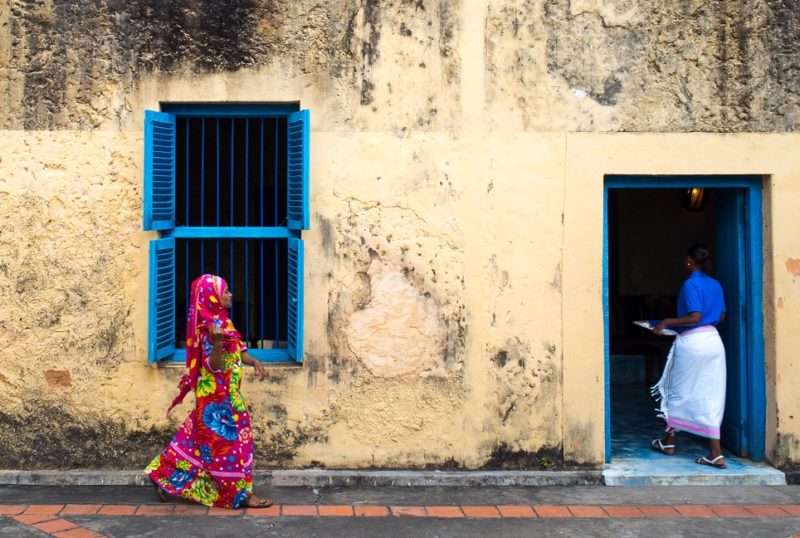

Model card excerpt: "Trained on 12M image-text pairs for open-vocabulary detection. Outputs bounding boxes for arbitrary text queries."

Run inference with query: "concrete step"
[604,454,786,486]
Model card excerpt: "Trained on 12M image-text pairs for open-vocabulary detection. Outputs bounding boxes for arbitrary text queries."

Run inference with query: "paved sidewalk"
[1,484,800,537]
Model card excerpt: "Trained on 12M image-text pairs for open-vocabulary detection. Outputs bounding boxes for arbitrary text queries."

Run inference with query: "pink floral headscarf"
[166,274,244,416]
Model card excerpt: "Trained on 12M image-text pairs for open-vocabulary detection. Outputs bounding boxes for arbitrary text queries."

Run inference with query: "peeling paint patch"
[326,200,466,379]
[345,261,446,378]
[44,370,71,389]
[786,258,800,278]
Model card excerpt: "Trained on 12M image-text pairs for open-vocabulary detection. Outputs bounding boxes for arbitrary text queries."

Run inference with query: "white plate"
[633,320,678,336]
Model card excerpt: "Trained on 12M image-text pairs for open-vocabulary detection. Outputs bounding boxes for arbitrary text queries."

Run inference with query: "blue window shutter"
[148,237,176,362]
[287,109,310,230]
[143,110,176,231]
[287,237,304,362]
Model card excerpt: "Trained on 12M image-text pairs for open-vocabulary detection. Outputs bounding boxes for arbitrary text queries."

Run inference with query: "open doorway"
[608,188,718,460]
[603,176,770,482]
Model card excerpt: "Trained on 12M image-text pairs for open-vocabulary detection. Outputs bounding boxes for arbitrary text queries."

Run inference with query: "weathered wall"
[0,132,155,467]
[2,0,799,132]
[1,0,799,470]
[0,129,567,470]
[486,0,800,132]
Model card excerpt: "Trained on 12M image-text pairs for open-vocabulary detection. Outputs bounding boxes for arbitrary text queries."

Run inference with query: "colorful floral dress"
[147,329,253,508]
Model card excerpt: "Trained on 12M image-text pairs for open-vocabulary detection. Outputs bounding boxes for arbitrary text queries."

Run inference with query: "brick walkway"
[3,502,800,537]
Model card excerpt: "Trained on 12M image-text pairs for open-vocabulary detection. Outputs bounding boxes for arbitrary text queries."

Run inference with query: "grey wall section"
[3,0,365,129]
[2,0,799,131]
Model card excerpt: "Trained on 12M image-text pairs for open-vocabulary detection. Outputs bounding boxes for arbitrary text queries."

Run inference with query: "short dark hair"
[688,244,712,273]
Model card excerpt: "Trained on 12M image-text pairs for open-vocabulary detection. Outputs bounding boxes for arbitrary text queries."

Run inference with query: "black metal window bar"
[174,117,289,350]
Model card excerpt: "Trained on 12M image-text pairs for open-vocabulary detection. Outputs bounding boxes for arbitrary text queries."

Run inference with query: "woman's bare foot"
[244,494,273,508]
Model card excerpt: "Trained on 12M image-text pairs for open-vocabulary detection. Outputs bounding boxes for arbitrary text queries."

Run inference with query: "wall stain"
[256,397,330,467]
[317,214,336,258]
[492,350,509,368]
[0,404,172,469]
[565,419,599,466]
[550,264,562,291]
[774,432,800,470]
[482,442,563,470]
[423,457,463,471]
[356,0,382,106]
[480,0,800,131]
[8,0,361,128]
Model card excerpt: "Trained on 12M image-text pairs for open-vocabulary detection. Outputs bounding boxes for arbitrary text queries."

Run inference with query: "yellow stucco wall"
[0,126,568,469]
[3,126,799,469]
[1,0,800,470]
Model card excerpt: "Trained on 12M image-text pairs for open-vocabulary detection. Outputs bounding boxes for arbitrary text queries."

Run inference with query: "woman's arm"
[208,326,224,371]
[654,311,701,335]
[241,350,266,382]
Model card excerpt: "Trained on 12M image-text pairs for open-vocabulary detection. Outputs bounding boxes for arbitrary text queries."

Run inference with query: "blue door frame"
[603,175,765,464]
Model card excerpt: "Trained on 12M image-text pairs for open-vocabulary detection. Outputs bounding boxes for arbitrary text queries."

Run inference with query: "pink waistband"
[677,325,716,337]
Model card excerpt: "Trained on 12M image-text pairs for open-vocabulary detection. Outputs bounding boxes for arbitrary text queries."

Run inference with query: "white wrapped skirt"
[651,326,726,439]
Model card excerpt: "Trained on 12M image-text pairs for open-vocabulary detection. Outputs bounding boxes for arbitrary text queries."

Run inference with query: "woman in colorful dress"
[650,244,728,469]
[146,274,272,508]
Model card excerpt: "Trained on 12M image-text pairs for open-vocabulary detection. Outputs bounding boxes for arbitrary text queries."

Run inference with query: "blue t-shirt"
[674,270,726,332]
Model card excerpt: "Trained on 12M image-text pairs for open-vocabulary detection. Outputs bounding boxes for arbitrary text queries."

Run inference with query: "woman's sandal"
[153,484,169,503]
[244,494,274,508]
[651,438,676,455]
[696,455,727,469]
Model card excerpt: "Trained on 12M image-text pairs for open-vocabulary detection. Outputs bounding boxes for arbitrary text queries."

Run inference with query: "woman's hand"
[654,312,701,335]
[242,351,266,382]
[209,325,225,346]
[207,326,224,371]
[252,361,266,382]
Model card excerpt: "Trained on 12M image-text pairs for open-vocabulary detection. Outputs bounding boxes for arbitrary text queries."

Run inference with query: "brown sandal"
[153,484,169,503]
[244,494,273,508]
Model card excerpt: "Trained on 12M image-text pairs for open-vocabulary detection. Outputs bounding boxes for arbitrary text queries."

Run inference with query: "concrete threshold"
[603,459,786,486]
[0,469,603,488]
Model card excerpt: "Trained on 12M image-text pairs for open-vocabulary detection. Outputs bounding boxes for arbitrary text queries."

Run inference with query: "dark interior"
[172,116,290,349]
[175,116,288,228]
[608,188,717,386]
[608,188,719,458]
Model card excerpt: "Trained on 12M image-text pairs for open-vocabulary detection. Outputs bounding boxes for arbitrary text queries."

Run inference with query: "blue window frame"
[143,105,309,363]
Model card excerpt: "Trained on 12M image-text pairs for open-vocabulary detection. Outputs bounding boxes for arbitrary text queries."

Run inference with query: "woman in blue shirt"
[650,245,728,469]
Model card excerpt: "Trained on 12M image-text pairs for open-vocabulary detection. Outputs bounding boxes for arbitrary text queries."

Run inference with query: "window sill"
[156,361,303,369]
